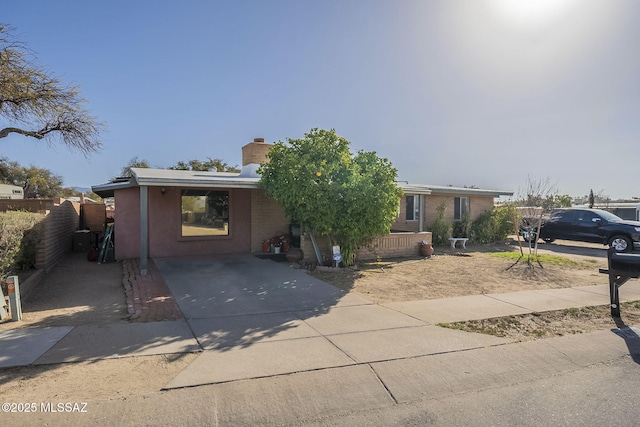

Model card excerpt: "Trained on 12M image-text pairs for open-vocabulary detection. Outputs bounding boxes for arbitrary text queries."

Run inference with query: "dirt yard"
[310,238,608,304]
[309,238,640,341]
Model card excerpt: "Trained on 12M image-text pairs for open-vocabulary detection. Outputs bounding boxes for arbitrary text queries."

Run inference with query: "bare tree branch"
[0,24,104,154]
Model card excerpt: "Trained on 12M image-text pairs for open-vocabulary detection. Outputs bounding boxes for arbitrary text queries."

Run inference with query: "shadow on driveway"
[154,254,370,351]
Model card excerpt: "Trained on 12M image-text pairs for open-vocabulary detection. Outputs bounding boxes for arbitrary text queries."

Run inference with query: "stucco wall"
[113,187,141,260]
[114,186,252,259]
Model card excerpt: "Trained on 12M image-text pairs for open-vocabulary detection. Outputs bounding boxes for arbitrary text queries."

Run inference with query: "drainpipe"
[139,185,148,276]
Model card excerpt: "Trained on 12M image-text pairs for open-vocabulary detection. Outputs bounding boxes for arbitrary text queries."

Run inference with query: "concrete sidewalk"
[3,281,638,371]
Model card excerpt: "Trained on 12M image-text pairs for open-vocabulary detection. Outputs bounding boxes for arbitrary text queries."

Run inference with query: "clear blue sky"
[2,0,638,200]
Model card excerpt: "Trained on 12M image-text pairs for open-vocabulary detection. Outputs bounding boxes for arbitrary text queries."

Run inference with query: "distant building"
[0,184,24,199]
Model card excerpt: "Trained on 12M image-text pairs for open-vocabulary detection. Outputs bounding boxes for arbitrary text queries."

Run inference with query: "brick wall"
[81,203,106,233]
[36,200,80,272]
[422,194,495,227]
[393,195,425,232]
[301,231,433,263]
[250,189,291,252]
[242,139,273,166]
[18,200,80,300]
[0,198,80,271]
[0,198,63,213]
[357,232,432,260]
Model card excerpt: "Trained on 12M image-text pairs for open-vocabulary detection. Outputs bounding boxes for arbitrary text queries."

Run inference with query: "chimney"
[241,137,273,166]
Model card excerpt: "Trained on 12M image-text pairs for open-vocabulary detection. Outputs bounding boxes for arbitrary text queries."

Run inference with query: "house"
[393,184,511,232]
[92,138,512,270]
[0,184,24,199]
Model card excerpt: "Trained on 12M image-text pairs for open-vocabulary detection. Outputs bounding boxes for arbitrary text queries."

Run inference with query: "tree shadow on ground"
[153,254,370,352]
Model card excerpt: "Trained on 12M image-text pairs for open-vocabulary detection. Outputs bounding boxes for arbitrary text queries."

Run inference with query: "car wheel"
[609,235,632,252]
[543,238,555,243]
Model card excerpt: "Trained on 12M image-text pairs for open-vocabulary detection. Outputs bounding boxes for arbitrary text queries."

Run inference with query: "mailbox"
[600,248,640,317]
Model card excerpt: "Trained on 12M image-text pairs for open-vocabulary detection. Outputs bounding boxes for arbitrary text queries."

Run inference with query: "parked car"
[520,208,640,252]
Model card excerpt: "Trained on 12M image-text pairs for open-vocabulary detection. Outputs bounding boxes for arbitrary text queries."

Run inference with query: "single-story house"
[92,138,512,272]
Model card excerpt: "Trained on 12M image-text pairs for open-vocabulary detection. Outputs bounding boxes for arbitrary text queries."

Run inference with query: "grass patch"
[488,251,578,267]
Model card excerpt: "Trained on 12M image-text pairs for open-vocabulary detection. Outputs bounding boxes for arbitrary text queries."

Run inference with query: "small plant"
[565,307,579,316]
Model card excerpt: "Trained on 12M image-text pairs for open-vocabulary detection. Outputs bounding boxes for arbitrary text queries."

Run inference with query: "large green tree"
[258,128,402,266]
[0,157,63,198]
[0,24,103,154]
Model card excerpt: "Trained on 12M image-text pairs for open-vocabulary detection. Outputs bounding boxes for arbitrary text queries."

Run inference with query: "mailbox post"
[600,248,640,317]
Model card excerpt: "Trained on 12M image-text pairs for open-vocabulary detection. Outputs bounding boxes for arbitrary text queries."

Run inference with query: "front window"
[181,189,229,236]
[454,197,469,221]
[406,195,420,221]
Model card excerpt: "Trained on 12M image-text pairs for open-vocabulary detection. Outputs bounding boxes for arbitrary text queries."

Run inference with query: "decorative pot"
[274,246,281,254]
[419,243,434,257]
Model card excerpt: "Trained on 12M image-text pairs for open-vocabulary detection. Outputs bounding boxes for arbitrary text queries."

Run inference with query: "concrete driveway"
[153,254,369,319]
[153,254,384,352]
[153,254,509,389]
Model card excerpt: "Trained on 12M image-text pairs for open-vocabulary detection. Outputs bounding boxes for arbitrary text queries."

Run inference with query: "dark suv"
[521,208,640,252]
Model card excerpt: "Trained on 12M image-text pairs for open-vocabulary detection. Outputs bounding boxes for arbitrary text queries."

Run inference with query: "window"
[454,197,469,221]
[405,195,420,221]
[181,189,229,237]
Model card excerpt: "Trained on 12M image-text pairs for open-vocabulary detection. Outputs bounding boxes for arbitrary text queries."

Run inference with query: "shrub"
[452,212,471,238]
[470,205,517,244]
[429,202,452,246]
[0,211,45,286]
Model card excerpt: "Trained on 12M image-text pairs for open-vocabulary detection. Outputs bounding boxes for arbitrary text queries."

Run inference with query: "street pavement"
[3,253,640,425]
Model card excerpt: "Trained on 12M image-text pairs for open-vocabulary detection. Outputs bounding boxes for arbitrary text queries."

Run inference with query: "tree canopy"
[258,128,402,266]
[118,156,151,178]
[117,156,240,178]
[169,158,239,172]
[0,24,103,154]
[0,157,63,198]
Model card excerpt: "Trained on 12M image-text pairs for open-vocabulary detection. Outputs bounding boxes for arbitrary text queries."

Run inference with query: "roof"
[92,166,260,197]
[92,167,512,198]
[410,184,513,197]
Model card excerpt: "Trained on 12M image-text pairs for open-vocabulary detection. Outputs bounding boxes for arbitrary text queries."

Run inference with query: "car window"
[577,211,598,222]
[594,210,623,222]
[552,210,575,222]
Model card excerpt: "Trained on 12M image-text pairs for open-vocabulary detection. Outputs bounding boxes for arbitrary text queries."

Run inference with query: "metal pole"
[140,185,148,276]
[418,194,424,232]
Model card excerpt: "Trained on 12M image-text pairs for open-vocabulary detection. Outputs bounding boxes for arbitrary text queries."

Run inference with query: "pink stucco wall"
[114,187,140,260]
[114,186,252,259]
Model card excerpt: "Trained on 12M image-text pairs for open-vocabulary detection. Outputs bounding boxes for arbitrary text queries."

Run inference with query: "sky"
[2,0,638,200]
